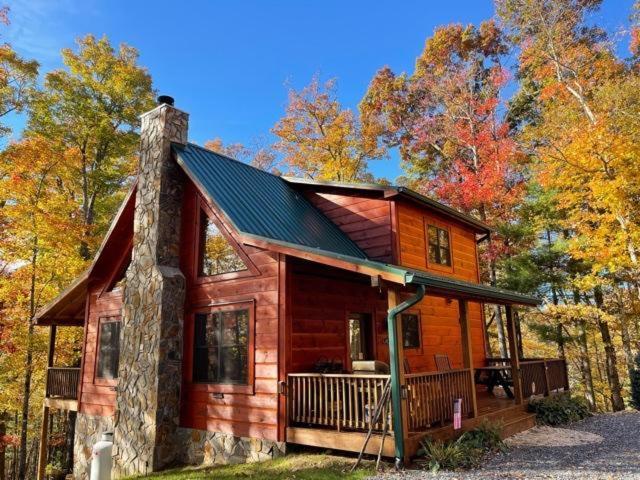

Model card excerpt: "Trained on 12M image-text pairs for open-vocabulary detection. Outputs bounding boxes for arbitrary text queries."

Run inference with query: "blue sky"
[5,0,635,181]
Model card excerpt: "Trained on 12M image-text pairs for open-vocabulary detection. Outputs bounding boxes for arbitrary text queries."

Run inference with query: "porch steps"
[412,403,536,443]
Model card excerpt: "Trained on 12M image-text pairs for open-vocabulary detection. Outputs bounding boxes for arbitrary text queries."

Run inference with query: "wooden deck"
[287,396,535,458]
[285,358,568,459]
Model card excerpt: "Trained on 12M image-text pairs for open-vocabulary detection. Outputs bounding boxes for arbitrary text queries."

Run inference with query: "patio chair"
[434,354,452,372]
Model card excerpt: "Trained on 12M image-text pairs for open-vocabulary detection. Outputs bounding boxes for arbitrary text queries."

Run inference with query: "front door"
[348,312,374,362]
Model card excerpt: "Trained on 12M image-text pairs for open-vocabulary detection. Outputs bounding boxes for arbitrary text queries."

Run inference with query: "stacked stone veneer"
[111,103,188,477]
[73,413,114,479]
[72,102,289,478]
[177,429,286,466]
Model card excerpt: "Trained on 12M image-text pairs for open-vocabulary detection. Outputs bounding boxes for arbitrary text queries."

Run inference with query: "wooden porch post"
[459,300,478,418]
[37,325,56,480]
[505,306,523,404]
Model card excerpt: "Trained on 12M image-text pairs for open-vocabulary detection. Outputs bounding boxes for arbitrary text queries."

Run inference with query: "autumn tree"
[273,76,382,182]
[27,34,155,259]
[204,137,279,173]
[0,6,38,138]
[0,137,85,479]
[361,22,528,356]
[497,0,640,411]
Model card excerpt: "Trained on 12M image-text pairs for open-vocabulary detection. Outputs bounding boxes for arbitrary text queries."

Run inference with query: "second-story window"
[199,210,247,277]
[427,225,451,266]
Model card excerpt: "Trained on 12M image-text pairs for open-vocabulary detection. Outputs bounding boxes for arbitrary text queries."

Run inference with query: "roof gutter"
[387,284,426,467]
[404,272,540,306]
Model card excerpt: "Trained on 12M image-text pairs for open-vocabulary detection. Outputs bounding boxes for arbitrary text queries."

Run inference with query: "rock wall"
[112,103,189,477]
[73,413,114,479]
[177,428,286,466]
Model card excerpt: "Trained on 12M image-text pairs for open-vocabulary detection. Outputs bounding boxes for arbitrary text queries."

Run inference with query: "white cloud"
[5,0,99,67]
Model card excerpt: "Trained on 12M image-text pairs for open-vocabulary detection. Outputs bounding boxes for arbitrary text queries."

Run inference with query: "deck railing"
[46,367,80,399]
[487,357,569,398]
[287,373,391,432]
[406,369,473,431]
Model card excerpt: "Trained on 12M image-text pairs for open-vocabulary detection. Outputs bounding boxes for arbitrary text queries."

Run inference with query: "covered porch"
[33,274,87,480]
[283,261,568,462]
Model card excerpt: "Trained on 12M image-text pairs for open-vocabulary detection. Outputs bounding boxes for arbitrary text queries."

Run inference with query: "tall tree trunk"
[64,411,76,474]
[483,311,494,358]
[17,243,38,480]
[593,288,625,411]
[12,411,17,480]
[494,304,508,358]
[576,318,596,411]
[618,314,635,380]
[0,414,6,480]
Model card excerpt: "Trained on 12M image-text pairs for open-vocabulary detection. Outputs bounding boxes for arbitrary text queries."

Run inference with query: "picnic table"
[474,365,514,399]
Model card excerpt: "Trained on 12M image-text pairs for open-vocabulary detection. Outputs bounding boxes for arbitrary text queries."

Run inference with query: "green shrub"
[528,393,591,425]
[630,353,640,410]
[417,421,505,472]
[463,419,506,453]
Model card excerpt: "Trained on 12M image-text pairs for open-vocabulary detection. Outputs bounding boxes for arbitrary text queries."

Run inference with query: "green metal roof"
[283,176,491,234]
[174,142,538,306]
[173,143,367,259]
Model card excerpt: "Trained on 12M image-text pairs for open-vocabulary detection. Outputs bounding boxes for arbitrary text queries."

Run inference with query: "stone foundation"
[73,413,114,479]
[177,428,286,466]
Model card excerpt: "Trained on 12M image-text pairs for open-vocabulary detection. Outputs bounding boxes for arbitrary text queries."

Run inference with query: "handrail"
[405,367,470,378]
[287,373,392,432]
[405,368,473,432]
[46,367,80,399]
[288,373,390,379]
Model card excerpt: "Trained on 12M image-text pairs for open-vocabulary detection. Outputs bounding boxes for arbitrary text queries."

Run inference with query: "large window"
[401,313,421,349]
[199,211,247,277]
[427,225,452,267]
[193,307,251,385]
[96,317,121,380]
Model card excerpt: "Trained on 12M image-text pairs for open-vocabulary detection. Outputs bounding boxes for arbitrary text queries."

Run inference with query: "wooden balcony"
[44,367,80,411]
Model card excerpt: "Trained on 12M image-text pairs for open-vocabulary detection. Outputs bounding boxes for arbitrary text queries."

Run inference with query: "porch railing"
[46,367,80,399]
[487,357,569,398]
[406,369,473,431]
[287,373,391,432]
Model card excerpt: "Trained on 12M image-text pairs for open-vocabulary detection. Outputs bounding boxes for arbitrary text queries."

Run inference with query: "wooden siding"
[288,259,485,375]
[288,259,388,373]
[305,191,393,262]
[394,200,486,366]
[396,201,480,282]
[78,288,121,417]
[179,181,281,442]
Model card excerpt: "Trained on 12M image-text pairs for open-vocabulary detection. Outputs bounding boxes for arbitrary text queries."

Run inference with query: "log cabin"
[34,97,568,479]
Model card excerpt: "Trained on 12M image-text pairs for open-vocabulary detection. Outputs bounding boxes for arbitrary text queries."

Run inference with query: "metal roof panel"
[174,143,367,259]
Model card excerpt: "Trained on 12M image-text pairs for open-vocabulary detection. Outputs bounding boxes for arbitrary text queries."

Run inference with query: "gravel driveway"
[372,411,640,480]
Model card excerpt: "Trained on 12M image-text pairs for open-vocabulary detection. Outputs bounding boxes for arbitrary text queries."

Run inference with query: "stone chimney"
[112,97,188,477]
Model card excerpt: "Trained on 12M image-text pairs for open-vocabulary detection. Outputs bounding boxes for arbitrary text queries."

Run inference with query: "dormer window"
[427,225,451,266]
[199,210,247,277]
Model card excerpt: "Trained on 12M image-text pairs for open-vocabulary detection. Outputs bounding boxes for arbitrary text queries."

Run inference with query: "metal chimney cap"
[157,95,175,106]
